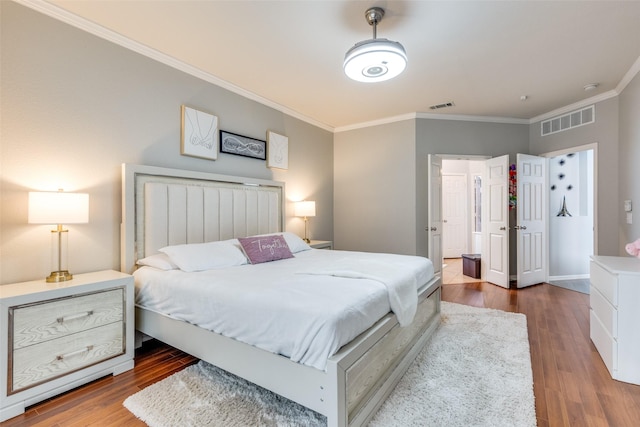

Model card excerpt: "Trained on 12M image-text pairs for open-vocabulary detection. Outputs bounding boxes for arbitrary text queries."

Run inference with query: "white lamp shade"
[294,201,316,217]
[28,191,89,224]
[344,38,407,83]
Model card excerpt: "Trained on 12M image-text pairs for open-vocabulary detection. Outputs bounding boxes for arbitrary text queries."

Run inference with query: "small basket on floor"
[461,254,481,279]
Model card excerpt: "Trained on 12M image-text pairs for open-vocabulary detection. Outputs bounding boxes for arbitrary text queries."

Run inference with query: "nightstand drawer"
[11,321,124,393]
[11,288,124,350]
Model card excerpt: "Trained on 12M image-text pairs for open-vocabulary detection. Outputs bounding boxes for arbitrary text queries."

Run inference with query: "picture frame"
[219,130,267,160]
[181,105,219,160]
[267,131,289,170]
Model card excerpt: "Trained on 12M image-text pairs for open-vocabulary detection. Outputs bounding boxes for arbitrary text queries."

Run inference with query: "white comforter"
[134,249,434,370]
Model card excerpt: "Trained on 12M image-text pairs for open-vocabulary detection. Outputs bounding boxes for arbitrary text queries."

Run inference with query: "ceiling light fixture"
[344,7,407,83]
[584,83,599,91]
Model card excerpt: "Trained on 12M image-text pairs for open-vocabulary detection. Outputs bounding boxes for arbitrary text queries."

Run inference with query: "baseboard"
[548,274,589,281]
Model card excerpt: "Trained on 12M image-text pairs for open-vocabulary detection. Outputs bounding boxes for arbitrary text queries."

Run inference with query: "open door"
[483,155,509,288]
[427,155,443,277]
[516,154,547,287]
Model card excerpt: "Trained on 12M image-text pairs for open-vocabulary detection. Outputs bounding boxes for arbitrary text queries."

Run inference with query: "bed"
[120,163,441,427]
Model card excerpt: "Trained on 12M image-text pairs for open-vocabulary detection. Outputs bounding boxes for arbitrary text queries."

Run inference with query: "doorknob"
[514,225,527,230]
[499,226,506,230]
[430,227,437,231]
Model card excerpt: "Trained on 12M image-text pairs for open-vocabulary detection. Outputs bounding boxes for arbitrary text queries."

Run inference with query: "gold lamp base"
[46,270,73,283]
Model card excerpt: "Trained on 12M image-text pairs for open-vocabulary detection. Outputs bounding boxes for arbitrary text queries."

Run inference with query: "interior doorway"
[542,144,595,294]
[439,145,595,288]
[441,157,487,285]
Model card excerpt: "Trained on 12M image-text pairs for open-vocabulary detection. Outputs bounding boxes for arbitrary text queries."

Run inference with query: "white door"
[516,154,547,287]
[428,155,443,277]
[483,155,509,288]
[442,174,468,258]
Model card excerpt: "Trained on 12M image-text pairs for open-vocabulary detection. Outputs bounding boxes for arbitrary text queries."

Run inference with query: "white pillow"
[255,232,311,253]
[282,232,312,253]
[159,239,248,272]
[136,253,178,270]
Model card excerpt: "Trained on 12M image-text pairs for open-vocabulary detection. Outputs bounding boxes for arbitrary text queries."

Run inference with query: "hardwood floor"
[3,282,640,426]
[1,341,197,427]
[443,257,483,284]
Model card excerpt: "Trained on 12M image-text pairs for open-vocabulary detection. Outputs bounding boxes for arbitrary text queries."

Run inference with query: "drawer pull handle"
[57,310,94,324]
[56,345,94,361]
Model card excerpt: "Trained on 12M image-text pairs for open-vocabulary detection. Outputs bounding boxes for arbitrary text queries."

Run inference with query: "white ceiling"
[36,0,640,130]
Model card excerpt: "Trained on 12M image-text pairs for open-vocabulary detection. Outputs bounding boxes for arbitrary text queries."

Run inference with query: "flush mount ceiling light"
[344,7,407,83]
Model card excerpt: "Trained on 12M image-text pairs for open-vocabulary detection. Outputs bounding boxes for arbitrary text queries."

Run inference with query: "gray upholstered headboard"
[121,164,285,274]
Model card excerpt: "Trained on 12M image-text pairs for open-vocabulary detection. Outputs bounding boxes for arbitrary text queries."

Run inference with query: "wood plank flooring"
[3,280,640,426]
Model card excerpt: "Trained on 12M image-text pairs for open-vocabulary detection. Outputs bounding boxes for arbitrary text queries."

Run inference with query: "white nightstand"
[309,240,333,249]
[0,270,135,421]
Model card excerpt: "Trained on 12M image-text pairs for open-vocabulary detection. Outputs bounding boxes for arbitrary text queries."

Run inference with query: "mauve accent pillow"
[238,234,294,264]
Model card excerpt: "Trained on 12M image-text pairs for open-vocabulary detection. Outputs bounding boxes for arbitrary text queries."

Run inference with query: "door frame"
[434,155,490,282]
[539,142,598,257]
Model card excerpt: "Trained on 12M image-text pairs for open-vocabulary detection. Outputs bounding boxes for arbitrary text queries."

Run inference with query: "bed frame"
[121,163,441,427]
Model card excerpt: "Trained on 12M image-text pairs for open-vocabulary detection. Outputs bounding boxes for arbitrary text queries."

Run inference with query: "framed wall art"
[267,131,288,170]
[219,130,266,160]
[181,105,219,160]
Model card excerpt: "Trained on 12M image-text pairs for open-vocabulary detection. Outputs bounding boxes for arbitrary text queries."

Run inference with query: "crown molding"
[15,0,335,133]
[334,111,529,133]
[616,55,640,94]
[334,113,418,133]
[14,0,640,135]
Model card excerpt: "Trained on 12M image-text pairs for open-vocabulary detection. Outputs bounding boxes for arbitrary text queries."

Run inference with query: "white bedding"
[134,249,434,370]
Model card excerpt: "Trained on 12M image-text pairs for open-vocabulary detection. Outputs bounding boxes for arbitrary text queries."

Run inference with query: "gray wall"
[416,119,530,258]
[0,2,333,284]
[529,97,619,256]
[334,118,528,258]
[619,72,640,253]
[334,120,416,254]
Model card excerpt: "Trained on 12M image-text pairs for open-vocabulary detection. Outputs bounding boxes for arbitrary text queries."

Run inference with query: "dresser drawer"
[590,310,617,376]
[590,261,618,307]
[590,285,617,338]
[10,321,124,393]
[11,288,124,350]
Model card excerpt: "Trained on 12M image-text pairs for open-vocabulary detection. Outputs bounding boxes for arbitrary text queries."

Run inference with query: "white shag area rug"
[124,302,536,427]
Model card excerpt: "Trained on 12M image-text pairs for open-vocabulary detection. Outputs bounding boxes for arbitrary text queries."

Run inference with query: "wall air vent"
[541,105,595,136]
[429,102,455,110]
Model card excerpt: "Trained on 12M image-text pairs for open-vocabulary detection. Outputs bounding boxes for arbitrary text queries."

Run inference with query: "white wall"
[0,2,334,284]
[548,150,594,277]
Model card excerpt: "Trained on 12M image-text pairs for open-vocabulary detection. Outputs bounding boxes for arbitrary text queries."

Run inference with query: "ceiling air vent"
[541,105,594,136]
[429,102,455,110]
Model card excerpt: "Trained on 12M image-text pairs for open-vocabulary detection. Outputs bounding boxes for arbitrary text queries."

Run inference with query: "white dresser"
[0,270,135,421]
[590,255,640,385]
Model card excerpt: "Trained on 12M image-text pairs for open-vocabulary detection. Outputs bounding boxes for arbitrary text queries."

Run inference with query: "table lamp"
[294,201,316,243]
[28,190,89,282]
